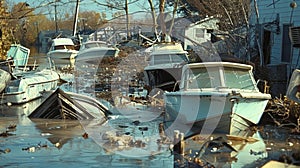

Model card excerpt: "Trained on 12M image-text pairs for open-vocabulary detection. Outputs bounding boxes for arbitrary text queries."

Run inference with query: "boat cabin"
[49,38,76,51]
[180,62,259,92]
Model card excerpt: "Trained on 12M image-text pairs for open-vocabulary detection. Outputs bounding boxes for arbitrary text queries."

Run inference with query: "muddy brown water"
[1,94,299,168]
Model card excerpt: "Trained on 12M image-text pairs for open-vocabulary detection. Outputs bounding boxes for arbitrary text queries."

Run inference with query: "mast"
[73,0,80,36]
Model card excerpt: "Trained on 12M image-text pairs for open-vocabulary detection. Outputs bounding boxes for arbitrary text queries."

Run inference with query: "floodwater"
[1,93,300,168]
[0,95,173,168]
[1,53,299,167]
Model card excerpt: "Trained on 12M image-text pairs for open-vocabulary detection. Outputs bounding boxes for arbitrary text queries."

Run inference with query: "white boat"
[76,41,119,60]
[164,62,271,137]
[0,69,11,93]
[286,69,300,103]
[143,42,189,93]
[1,68,60,104]
[47,38,78,68]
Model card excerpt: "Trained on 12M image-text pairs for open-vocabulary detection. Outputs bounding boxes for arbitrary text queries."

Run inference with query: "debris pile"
[263,97,300,134]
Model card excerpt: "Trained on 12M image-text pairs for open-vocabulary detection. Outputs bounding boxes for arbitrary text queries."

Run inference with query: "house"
[249,0,300,96]
[169,16,220,50]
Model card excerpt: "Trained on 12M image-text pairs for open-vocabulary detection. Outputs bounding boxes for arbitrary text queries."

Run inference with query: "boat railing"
[256,79,270,94]
[173,80,181,92]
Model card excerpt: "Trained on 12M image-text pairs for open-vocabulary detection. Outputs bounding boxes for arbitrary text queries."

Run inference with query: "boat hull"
[77,48,119,59]
[2,70,60,104]
[0,69,11,93]
[164,92,269,137]
[47,50,78,67]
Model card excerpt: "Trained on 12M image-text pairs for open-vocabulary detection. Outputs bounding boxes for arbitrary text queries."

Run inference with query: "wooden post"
[179,132,185,155]
[159,123,165,137]
[173,130,180,154]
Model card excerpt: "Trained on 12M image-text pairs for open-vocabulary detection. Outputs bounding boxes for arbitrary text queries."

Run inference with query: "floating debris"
[0,131,15,137]
[0,148,11,154]
[132,120,140,126]
[82,132,88,139]
[7,124,17,130]
[22,142,49,152]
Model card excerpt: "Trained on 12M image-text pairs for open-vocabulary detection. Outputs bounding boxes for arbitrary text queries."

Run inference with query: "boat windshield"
[187,67,256,90]
[54,45,75,50]
[151,54,188,65]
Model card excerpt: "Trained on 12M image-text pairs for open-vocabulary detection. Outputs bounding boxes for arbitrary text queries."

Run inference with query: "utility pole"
[55,0,58,33]
[73,0,80,37]
[125,0,131,39]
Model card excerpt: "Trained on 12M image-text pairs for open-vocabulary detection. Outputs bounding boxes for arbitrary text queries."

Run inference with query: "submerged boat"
[143,42,189,93]
[29,88,111,120]
[286,69,300,103]
[47,38,78,68]
[164,62,271,138]
[1,68,60,104]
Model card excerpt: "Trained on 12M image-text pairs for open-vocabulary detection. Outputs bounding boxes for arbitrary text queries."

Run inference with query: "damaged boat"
[143,41,189,94]
[164,62,271,137]
[29,88,111,120]
[6,43,30,72]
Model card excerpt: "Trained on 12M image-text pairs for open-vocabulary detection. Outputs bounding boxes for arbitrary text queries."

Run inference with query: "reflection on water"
[0,97,173,167]
[1,95,299,167]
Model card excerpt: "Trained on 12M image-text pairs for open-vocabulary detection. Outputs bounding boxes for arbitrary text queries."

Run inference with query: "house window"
[263,29,271,65]
[195,28,204,38]
[281,24,292,62]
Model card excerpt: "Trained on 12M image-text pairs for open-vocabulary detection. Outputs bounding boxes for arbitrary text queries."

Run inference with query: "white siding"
[183,18,219,50]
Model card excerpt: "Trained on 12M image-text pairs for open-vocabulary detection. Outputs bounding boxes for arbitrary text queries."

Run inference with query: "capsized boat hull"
[2,69,60,104]
[164,91,270,137]
[29,88,111,120]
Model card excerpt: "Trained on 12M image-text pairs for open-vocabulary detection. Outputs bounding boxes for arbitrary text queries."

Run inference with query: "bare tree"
[147,0,158,38]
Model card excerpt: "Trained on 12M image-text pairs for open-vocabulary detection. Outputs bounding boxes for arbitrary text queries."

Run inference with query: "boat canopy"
[6,44,30,67]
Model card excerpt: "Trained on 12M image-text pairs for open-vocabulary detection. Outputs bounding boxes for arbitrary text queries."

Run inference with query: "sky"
[7,0,155,20]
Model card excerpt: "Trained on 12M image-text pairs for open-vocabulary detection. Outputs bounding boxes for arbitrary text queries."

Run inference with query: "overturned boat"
[164,62,271,138]
[29,88,111,120]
